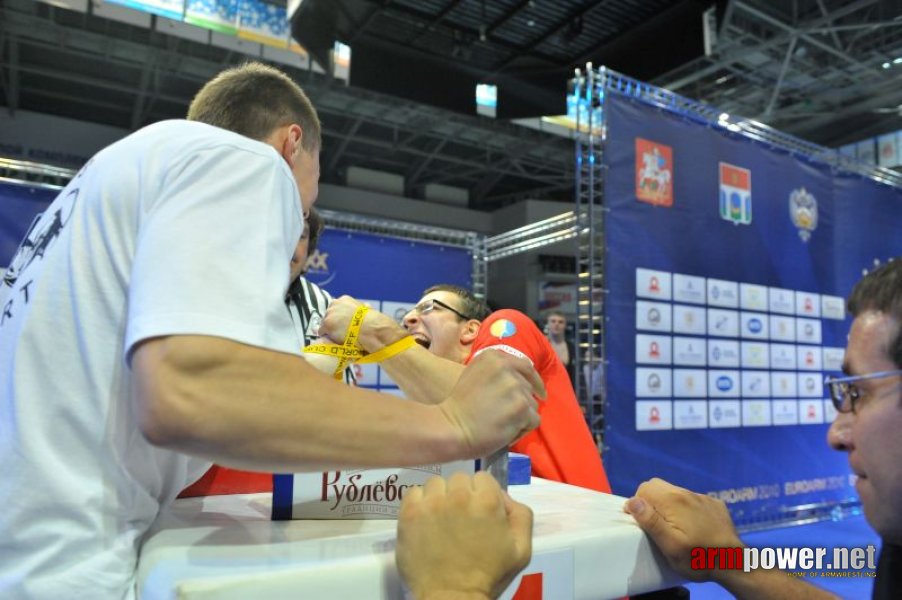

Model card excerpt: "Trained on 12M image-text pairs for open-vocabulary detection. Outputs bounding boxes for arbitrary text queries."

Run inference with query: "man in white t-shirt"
[0,62,541,599]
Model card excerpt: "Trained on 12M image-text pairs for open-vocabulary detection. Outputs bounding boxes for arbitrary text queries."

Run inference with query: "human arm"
[320,295,468,405]
[625,478,838,600]
[132,334,541,472]
[396,472,533,600]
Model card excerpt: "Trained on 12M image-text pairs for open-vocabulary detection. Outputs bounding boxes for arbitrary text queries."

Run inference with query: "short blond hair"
[187,62,321,150]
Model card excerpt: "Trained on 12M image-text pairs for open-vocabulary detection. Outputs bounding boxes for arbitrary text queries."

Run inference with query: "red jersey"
[466,309,611,493]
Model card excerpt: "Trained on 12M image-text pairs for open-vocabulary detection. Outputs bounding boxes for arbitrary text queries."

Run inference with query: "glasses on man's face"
[825,369,902,413]
[403,298,471,323]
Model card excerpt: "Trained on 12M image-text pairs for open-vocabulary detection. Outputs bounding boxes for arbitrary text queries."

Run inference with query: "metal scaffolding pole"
[572,65,608,450]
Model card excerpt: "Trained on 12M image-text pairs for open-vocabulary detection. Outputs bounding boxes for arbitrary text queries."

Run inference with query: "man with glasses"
[621,260,902,599]
[321,284,611,493]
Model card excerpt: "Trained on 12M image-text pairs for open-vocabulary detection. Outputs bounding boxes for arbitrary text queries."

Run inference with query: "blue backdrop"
[603,93,902,525]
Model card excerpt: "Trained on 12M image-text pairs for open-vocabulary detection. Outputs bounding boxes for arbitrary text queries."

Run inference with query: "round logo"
[489,319,517,339]
[648,308,661,325]
[747,318,763,333]
[716,376,733,391]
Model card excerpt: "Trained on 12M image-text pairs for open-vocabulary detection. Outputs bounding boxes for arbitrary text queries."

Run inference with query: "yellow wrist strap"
[301,305,415,380]
[332,305,369,379]
[356,335,416,364]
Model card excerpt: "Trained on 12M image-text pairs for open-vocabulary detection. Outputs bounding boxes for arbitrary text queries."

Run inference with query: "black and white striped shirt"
[286,277,356,385]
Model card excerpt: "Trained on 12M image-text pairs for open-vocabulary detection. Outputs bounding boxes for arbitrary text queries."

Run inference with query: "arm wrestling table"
[136,478,683,599]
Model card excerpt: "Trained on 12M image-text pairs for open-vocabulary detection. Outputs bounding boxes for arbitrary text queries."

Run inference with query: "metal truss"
[572,66,607,448]
[654,0,902,146]
[0,0,574,210]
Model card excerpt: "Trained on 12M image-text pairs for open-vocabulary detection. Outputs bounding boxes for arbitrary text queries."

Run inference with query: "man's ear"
[281,124,304,166]
[460,319,481,345]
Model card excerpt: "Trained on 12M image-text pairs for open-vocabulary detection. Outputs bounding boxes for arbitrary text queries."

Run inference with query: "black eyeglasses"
[403,298,472,322]
[825,369,902,413]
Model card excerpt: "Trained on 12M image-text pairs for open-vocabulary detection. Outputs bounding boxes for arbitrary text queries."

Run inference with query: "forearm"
[715,568,838,600]
[378,347,465,405]
[354,310,465,405]
[133,335,463,472]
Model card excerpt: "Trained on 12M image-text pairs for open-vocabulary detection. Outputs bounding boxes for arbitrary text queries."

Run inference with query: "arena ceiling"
[1,0,901,210]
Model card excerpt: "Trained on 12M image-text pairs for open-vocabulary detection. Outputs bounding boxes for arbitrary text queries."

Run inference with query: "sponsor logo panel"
[707,308,739,338]
[740,283,768,311]
[771,372,798,397]
[822,347,845,372]
[636,401,673,431]
[673,337,707,366]
[796,318,822,344]
[636,268,672,300]
[740,312,769,339]
[674,369,708,397]
[798,399,824,424]
[772,400,799,425]
[673,304,707,335]
[674,401,708,430]
[768,287,795,315]
[741,371,771,398]
[769,315,796,342]
[770,343,797,370]
[797,345,823,371]
[708,339,740,367]
[708,370,740,398]
[742,400,772,427]
[821,295,846,320]
[636,368,672,397]
[709,400,742,428]
[796,291,821,317]
[707,278,739,308]
[636,300,672,332]
[741,342,769,369]
[636,334,672,365]
[797,373,824,398]
[673,273,706,304]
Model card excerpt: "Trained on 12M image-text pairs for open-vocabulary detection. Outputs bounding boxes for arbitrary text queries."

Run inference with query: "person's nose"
[827,410,854,452]
[402,312,418,330]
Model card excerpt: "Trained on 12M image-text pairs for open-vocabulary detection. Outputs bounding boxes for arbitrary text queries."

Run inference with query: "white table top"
[137,478,682,599]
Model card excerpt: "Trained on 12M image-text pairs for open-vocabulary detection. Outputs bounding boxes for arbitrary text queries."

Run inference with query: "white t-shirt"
[0,120,303,599]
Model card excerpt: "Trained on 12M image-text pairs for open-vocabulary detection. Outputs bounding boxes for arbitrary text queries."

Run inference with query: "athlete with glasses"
[321,284,611,493]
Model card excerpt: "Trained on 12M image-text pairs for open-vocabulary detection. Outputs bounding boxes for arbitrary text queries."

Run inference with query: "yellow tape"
[356,336,416,364]
[333,305,370,379]
[301,306,414,380]
[303,344,365,360]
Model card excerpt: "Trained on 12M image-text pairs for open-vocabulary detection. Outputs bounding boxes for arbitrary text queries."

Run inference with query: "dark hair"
[847,258,902,367]
[187,62,321,150]
[306,208,325,255]
[547,310,567,321]
[423,284,492,321]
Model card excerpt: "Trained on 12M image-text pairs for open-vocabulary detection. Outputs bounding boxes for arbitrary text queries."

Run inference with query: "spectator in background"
[544,310,576,384]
